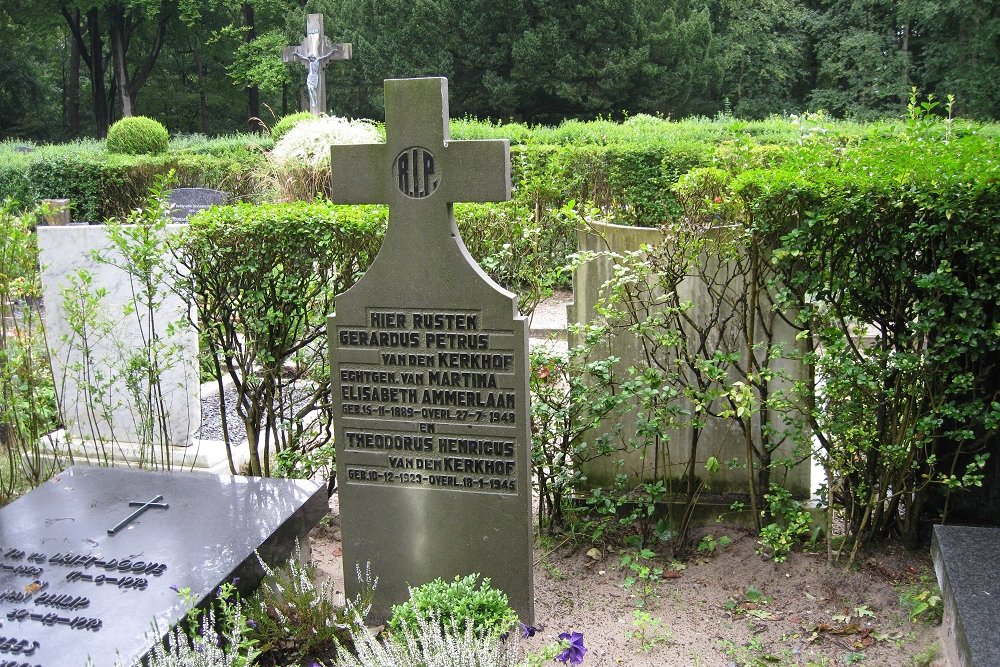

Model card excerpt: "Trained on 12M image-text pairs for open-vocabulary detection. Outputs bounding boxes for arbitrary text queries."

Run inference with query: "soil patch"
[308,496,945,667]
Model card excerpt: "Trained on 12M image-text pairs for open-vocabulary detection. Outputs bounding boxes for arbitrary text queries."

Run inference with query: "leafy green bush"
[0,202,60,505]
[672,109,1000,553]
[170,132,273,157]
[10,151,262,221]
[270,111,315,142]
[388,574,518,639]
[172,201,385,476]
[106,116,169,155]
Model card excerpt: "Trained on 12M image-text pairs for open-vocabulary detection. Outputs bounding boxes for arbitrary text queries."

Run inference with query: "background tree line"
[1,0,996,141]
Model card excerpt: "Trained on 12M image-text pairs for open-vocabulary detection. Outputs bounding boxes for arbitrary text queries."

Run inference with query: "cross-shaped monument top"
[282,14,351,115]
[326,77,531,625]
[330,77,510,248]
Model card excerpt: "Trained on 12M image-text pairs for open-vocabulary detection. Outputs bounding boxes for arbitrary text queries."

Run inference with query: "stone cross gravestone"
[167,187,227,223]
[282,14,352,115]
[0,466,325,666]
[328,77,533,624]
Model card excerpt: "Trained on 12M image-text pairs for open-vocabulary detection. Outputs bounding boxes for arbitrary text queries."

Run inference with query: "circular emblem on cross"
[395,147,440,198]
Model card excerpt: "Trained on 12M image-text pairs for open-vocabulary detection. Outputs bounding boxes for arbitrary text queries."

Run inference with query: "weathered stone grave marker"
[0,466,325,665]
[328,77,533,623]
[282,14,352,115]
[167,187,227,223]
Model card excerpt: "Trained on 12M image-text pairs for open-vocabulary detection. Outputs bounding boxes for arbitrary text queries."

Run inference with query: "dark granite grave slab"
[932,525,1000,667]
[0,466,325,666]
[167,188,227,222]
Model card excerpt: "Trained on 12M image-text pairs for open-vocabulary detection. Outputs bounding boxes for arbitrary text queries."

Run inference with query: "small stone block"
[932,524,1000,667]
[41,199,71,226]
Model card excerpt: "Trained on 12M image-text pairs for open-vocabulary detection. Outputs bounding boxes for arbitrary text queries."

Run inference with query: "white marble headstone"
[38,225,200,459]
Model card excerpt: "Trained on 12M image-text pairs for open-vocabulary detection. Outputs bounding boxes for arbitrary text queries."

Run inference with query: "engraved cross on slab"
[107,495,168,535]
[282,14,352,115]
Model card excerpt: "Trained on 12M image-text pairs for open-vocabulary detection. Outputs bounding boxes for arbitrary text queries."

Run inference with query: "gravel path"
[195,382,246,443]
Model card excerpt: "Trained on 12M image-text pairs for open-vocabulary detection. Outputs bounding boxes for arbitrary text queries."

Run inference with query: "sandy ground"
[308,494,945,667]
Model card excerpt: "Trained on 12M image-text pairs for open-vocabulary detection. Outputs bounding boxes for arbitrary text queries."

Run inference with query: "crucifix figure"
[282,14,352,115]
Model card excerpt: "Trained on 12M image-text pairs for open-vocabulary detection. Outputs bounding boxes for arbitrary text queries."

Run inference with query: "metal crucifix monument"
[282,14,352,115]
[328,77,533,624]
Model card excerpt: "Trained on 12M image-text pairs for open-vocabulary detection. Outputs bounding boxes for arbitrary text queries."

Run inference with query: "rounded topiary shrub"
[106,116,169,155]
[388,574,518,639]
[271,111,316,142]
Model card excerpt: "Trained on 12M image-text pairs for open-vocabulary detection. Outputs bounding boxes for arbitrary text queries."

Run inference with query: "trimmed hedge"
[672,127,1000,537]
[106,116,169,155]
[0,146,265,221]
[173,200,387,475]
[271,112,316,142]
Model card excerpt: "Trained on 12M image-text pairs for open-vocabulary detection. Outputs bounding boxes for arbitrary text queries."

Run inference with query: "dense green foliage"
[0,138,266,220]
[0,1,997,142]
[270,111,315,142]
[388,575,518,639]
[2,109,998,554]
[528,106,999,555]
[0,203,60,502]
[172,201,384,476]
[105,116,169,155]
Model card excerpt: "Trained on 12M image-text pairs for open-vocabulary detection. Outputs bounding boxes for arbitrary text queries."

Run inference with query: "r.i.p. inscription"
[328,77,533,623]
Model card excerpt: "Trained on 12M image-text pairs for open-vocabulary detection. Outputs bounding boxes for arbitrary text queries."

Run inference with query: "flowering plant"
[271,115,380,166]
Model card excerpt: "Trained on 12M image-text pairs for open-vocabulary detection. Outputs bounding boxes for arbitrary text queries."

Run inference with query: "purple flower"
[169,584,179,593]
[520,622,537,638]
[556,631,586,665]
[247,619,257,629]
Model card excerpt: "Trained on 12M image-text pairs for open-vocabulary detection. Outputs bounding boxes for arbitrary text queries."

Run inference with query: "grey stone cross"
[327,78,532,624]
[330,77,511,259]
[282,14,352,115]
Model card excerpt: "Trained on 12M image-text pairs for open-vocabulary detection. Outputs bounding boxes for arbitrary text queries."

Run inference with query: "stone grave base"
[39,429,251,475]
[932,524,1000,667]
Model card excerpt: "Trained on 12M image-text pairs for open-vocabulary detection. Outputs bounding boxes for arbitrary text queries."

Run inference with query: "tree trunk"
[901,16,911,95]
[68,10,81,137]
[192,38,209,133]
[87,9,109,137]
[108,3,134,117]
[243,3,261,130]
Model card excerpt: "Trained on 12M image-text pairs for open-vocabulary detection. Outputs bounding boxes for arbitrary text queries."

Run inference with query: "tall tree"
[509,0,654,121]
[443,0,527,119]
[106,0,172,117]
[645,1,720,117]
[711,0,812,117]
[326,0,455,119]
[909,0,1000,119]
[807,0,910,117]
[60,5,111,136]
